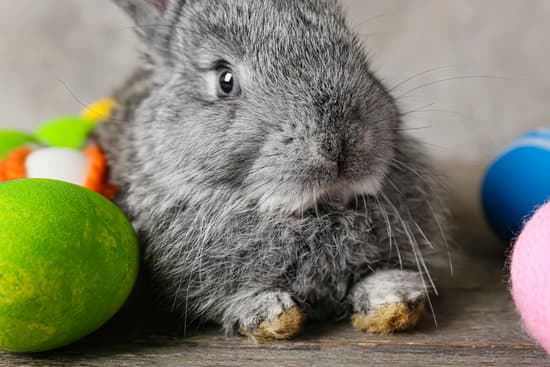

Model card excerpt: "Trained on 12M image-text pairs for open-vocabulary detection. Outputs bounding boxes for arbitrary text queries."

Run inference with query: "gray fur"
[112,0,163,40]
[97,0,449,335]
[350,270,426,314]
[223,290,296,334]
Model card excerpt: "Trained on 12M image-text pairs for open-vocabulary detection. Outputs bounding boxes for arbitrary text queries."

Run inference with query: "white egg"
[25,148,89,186]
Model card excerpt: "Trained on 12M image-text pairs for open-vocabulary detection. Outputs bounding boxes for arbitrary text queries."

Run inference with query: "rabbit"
[96,0,450,340]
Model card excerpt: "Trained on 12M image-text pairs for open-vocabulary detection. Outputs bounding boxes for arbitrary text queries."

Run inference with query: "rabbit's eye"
[217,68,241,98]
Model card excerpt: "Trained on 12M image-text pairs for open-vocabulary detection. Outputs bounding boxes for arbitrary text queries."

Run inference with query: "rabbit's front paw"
[350,270,427,334]
[226,290,305,342]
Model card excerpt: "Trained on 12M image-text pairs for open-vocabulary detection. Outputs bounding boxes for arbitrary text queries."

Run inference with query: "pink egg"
[511,202,550,354]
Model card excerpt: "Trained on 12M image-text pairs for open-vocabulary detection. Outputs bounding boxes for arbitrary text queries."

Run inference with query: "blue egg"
[482,129,550,244]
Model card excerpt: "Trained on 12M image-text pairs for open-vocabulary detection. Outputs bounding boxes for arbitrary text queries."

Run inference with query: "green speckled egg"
[0,179,139,352]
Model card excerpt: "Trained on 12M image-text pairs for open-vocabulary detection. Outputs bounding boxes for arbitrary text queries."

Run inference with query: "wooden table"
[1,165,548,366]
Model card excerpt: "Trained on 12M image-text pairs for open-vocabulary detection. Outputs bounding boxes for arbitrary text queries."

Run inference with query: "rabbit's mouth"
[258,175,385,215]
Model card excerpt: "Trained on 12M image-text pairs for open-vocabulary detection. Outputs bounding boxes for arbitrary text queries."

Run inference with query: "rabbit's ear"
[113,0,170,37]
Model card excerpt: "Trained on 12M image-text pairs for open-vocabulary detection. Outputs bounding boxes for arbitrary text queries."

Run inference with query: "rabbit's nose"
[318,144,349,179]
[318,134,346,163]
[318,139,340,162]
[318,147,338,163]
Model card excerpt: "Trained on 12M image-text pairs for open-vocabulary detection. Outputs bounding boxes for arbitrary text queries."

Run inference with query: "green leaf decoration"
[0,130,36,159]
[34,116,96,149]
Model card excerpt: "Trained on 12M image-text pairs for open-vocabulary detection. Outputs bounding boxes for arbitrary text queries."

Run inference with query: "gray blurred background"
[1,0,549,164]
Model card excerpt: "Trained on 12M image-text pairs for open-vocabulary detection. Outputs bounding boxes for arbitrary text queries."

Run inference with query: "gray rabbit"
[97,0,449,340]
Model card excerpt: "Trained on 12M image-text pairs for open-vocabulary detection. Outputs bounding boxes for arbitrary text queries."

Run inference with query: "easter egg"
[25,148,90,186]
[0,179,139,352]
[481,129,550,243]
[511,201,550,354]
